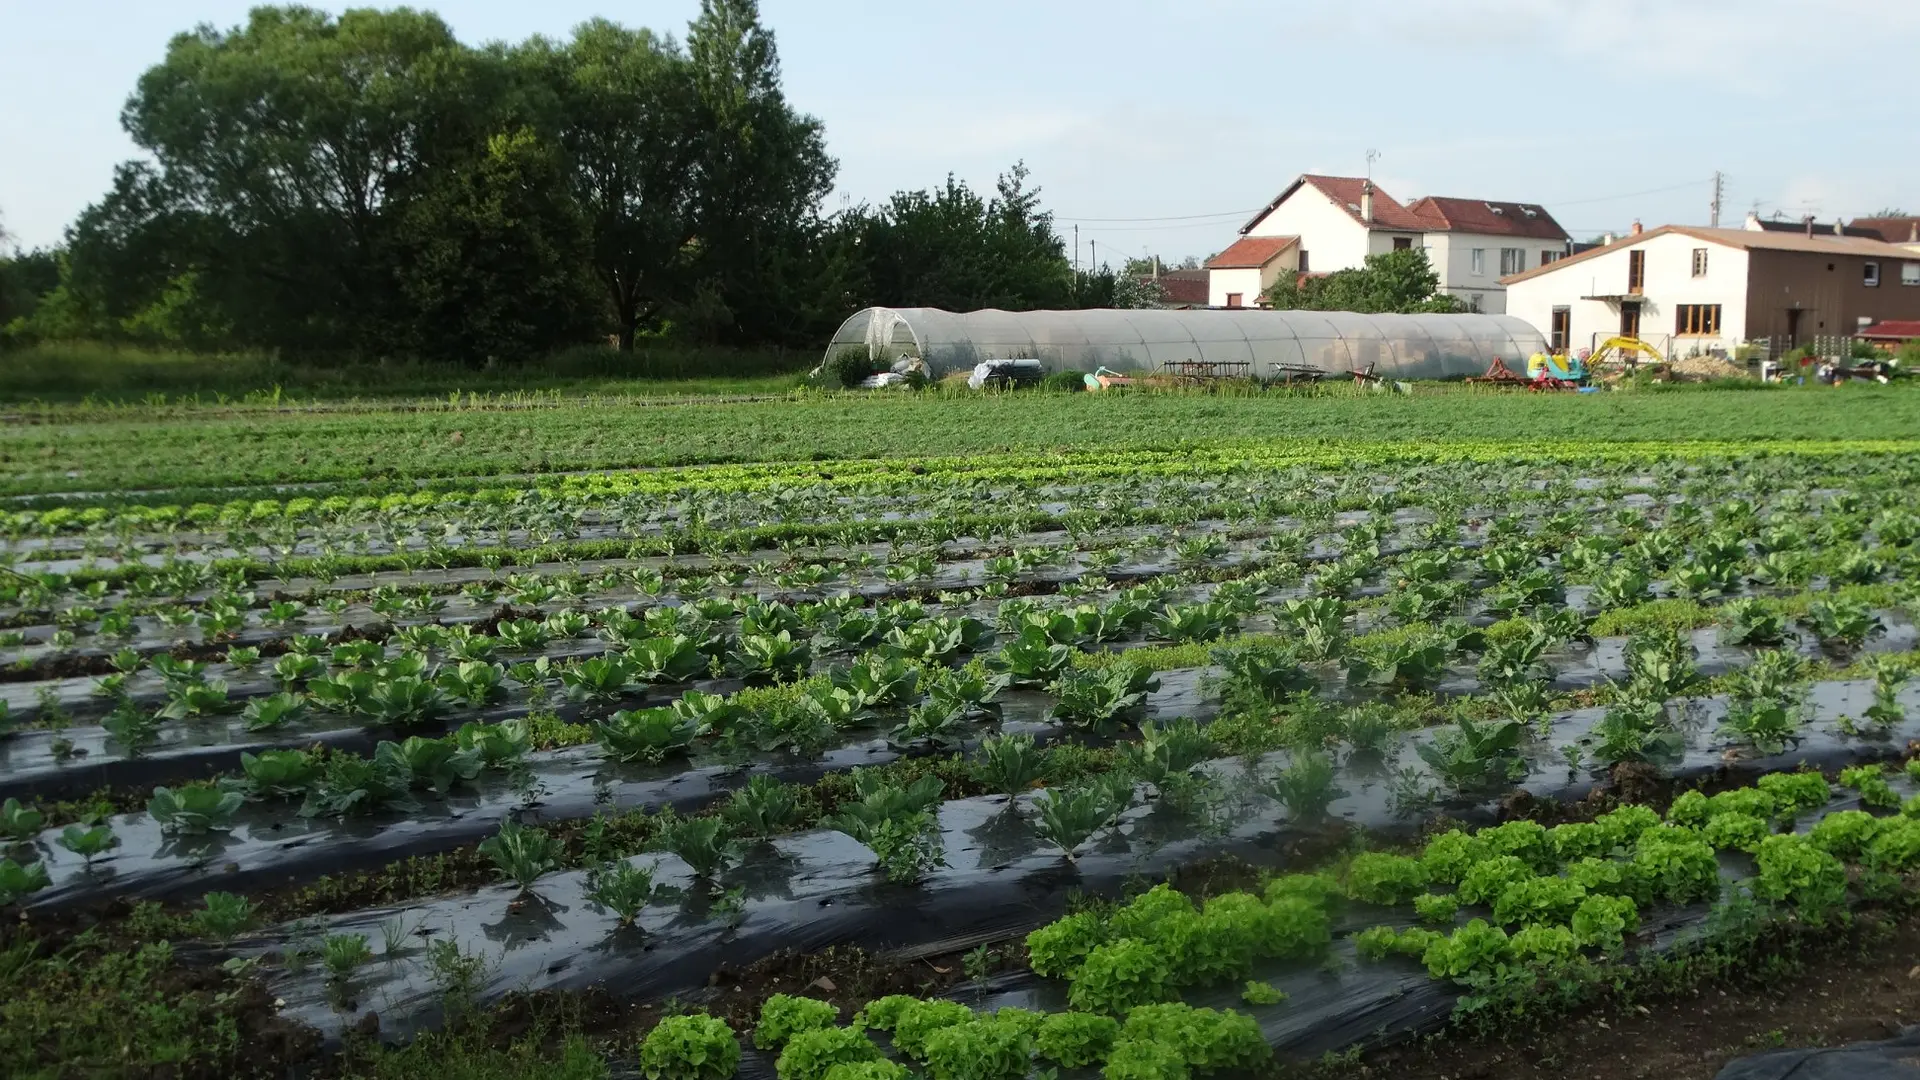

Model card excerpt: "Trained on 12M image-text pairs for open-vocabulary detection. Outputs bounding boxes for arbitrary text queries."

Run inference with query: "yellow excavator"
[1587,336,1666,373]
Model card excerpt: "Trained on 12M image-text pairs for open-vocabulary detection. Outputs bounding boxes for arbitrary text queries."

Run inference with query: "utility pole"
[1073,225,1080,272]
[1710,171,1724,228]
[1091,239,1098,270]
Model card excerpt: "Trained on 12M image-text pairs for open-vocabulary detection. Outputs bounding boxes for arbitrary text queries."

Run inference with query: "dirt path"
[1347,914,1920,1080]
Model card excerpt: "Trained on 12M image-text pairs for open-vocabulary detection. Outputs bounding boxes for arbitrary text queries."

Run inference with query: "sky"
[2,0,1916,264]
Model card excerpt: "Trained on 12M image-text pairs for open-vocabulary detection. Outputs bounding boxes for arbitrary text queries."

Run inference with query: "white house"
[1205,174,1571,312]
[1501,223,1920,357]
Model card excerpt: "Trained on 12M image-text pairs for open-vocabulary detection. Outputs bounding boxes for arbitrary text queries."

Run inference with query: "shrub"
[755,994,839,1050]
[1702,812,1770,853]
[1809,809,1883,859]
[1480,819,1554,870]
[1345,852,1429,905]
[1867,817,1920,870]
[920,1018,1034,1080]
[1027,911,1108,978]
[1752,834,1847,917]
[1456,855,1534,906]
[851,995,920,1032]
[890,1000,975,1059]
[1491,875,1587,927]
[1037,1011,1120,1068]
[1241,980,1287,1006]
[776,1027,883,1080]
[1355,925,1438,961]
[822,1064,909,1080]
[1103,1038,1189,1080]
[1757,771,1831,819]
[821,347,885,388]
[638,1015,739,1080]
[1120,1003,1268,1074]
[1508,923,1580,965]
[1069,938,1177,1015]
[1570,893,1639,951]
[1413,892,1459,926]
[1420,830,1490,884]
[1108,884,1194,940]
[1420,919,1511,980]
[1631,829,1720,905]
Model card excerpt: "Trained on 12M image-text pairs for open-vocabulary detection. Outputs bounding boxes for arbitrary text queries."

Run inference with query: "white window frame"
[1470,249,1485,276]
[1865,261,1880,287]
[1498,247,1525,275]
[1691,248,1708,277]
[1903,262,1920,286]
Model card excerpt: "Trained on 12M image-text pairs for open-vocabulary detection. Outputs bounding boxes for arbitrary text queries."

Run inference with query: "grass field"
[0,341,810,404]
[3,380,1915,497]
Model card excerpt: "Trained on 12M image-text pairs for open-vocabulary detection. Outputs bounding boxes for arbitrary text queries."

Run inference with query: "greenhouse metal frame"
[825,306,1550,381]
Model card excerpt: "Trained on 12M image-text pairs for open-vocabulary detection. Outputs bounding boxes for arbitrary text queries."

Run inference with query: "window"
[1627,250,1646,294]
[1225,293,1243,309]
[1469,293,1484,313]
[1549,307,1570,352]
[1675,304,1722,336]
[1864,261,1880,287]
[1393,236,1413,250]
[1471,249,1486,276]
[1298,250,1309,272]
[1499,247,1526,275]
[1903,262,1920,286]
[1691,248,1708,277]
[1540,250,1560,267]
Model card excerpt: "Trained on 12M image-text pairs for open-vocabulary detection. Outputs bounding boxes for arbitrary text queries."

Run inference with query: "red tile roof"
[1405,196,1570,241]
[1152,271,1210,306]
[1237,174,1568,240]
[1859,320,1920,341]
[1850,217,1920,244]
[1299,176,1432,231]
[1206,235,1298,269]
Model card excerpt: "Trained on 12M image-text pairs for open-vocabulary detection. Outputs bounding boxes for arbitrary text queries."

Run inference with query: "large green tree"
[525,20,702,351]
[681,0,836,343]
[1260,247,1463,313]
[386,128,600,365]
[849,163,1075,312]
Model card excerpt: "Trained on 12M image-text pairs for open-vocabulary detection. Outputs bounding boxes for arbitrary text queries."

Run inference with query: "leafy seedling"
[478,819,560,895]
[585,859,658,927]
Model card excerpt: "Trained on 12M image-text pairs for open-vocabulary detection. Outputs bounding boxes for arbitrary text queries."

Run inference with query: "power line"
[1055,207,1260,223]
[1540,177,1715,208]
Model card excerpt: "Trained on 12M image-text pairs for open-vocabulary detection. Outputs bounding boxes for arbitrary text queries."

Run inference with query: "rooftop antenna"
[1364,148,1380,180]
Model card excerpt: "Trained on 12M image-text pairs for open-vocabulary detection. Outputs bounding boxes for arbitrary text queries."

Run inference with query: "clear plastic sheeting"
[825,307,1549,381]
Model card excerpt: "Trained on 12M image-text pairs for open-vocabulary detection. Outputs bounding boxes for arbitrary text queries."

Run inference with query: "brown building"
[1503,224,1920,357]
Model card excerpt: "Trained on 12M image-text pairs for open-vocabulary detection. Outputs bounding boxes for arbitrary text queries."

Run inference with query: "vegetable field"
[9,417,1920,1079]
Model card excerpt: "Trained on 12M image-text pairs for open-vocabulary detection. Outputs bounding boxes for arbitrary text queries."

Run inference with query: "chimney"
[1360,180,1375,224]
[1910,222,1918,243]
[1744,211,1763,231]
[1833,221,1843,236]
[1630,219,1643,236]
[1803,214,1814,239]
[1602,232,1616,246]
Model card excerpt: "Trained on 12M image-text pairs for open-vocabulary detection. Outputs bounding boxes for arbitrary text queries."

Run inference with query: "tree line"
[0,2,1148,365]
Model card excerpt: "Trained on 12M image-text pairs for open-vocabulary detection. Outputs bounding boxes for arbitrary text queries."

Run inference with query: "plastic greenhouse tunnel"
[824,307,1550,381]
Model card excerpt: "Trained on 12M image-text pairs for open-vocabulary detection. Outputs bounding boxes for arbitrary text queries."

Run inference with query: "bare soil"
[1345,912,1920,1080]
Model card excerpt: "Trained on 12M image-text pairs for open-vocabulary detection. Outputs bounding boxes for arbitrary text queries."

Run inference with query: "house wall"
[1744,249,1920,344]
[1207,267,1265,308]
[1427,233,1571,314]
[1506,232,1749,356]
[1244,186,1371,273]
